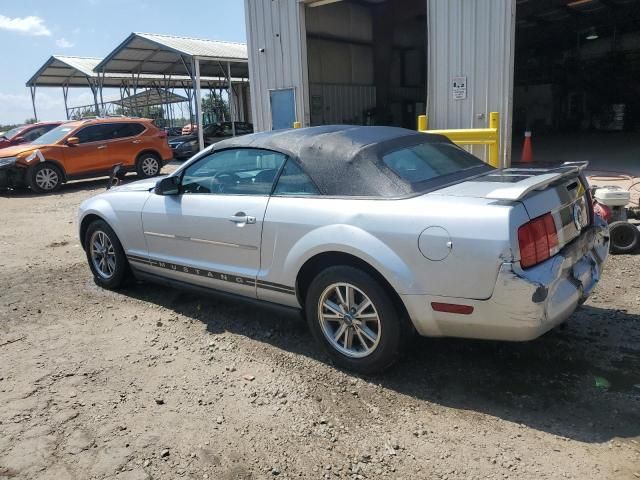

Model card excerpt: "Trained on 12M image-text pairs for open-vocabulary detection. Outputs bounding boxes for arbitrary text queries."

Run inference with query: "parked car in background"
[0,122,63,150]
[181,123,197,135]
[163,127,183,137]
[0,118,172,193]
[78,125,608,373]
[169,121,254,159]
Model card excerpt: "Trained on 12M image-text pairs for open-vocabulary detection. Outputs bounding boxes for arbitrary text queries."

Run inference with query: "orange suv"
[0,118,173,193]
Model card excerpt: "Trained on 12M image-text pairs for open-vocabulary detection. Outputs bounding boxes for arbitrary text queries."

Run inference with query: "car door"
[100,122,146,167]
[139,148,287,298]
[64,124,111,175]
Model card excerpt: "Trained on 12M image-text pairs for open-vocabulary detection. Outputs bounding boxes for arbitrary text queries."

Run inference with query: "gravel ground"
[0,172,639,480]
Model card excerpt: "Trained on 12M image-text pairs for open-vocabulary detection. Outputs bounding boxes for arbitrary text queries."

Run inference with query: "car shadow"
[120,281,640,443]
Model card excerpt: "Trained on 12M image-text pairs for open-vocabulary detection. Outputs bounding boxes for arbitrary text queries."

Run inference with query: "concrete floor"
[511,131,640,176]
[510,131,640,207]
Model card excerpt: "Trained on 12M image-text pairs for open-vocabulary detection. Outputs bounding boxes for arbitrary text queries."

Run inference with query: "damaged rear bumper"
[402,217,610,341]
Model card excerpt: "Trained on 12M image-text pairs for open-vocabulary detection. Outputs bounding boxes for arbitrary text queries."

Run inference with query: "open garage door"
[514,0,640,175]
[304,0,427,129]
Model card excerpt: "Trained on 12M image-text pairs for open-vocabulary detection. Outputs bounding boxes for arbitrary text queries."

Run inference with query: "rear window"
[382,142,485,184]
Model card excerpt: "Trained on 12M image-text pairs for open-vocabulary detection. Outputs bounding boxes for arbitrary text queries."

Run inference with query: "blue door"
[270,88,296,130]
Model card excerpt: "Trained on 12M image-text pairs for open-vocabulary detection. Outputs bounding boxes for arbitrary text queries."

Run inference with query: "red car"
[0,122,63,150]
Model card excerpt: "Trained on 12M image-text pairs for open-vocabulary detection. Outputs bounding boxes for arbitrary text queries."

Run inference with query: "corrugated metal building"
[244,0,515,166]
[245,0,640,172]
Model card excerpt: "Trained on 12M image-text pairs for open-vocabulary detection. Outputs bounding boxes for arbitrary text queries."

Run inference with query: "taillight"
[518,213,559,268]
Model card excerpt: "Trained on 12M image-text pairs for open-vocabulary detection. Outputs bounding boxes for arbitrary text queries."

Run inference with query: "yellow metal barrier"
[417,112,500,168]
[293,121,301,129]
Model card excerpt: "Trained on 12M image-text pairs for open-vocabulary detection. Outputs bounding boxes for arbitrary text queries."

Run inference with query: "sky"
[0,0,246,125]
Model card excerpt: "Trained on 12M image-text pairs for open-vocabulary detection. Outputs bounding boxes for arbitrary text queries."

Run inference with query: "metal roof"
[95,32,249,78]
[26,55,235,88]
[111,89,188,109]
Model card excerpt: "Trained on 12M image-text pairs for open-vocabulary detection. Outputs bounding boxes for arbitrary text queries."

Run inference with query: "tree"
[0,123,21,132]
[202,92,229,124]
[24,118,37,124]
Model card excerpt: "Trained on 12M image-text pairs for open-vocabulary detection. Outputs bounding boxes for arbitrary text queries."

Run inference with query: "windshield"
[30,125,75,145]
[2,126,24,140]
[382,142,486,185]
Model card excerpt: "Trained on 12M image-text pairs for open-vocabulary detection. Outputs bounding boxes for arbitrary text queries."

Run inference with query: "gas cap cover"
[418,226,452,261]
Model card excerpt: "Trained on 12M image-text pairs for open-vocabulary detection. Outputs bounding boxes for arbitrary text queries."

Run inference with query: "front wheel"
[136,153,162,178]
[305,266,405,374]
[27,163,62,193]
[84,220,129,289]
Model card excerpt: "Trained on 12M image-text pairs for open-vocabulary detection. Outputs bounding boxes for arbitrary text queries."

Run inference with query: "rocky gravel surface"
[1,175,639,480]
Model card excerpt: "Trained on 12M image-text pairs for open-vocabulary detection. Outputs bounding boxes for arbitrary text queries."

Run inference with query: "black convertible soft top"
[214,125,491,197]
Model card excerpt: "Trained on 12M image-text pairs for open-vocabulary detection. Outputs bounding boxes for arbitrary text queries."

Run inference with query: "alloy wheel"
[89,230,117,279]
[317,282,381,358]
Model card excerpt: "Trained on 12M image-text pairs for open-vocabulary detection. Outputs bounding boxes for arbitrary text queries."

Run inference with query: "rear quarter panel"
[143,123,173,162]
[260,194,529,302]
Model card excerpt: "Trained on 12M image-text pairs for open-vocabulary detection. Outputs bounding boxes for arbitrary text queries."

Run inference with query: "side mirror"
[66,137,80,146]
[155,176,180,195]
[14,136,25,144]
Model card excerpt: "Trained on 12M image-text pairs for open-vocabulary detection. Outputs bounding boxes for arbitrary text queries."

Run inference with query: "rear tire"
[609,221,639,254]
[136,153,162,178]
[84,220,129,290]
[27,162,62,193]
[305,266,404,374]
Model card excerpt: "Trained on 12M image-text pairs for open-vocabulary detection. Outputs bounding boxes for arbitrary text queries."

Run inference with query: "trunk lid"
[433,162,592,252]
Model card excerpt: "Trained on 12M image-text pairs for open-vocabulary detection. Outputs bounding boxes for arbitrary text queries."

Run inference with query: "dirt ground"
[1,171,639,480]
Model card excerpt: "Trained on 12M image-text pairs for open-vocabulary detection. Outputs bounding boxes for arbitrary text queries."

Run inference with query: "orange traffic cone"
[521,131,533,163]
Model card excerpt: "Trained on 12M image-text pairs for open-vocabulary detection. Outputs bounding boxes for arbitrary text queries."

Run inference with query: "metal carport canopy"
[95,33,249,148]
[111,89,188,109]
[26,55,231,121]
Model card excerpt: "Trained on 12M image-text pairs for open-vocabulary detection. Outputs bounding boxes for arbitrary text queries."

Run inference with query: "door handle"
[97,145,107,150]
[229,212,256,225]
[132,140,142,144]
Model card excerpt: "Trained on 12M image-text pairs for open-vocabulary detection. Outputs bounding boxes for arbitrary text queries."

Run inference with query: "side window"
[120,123,145,138]
[273,160,319,196]
[75,125,111,144]
[22,127,47,141]
[181,148,286,195]
[108,123,144,139]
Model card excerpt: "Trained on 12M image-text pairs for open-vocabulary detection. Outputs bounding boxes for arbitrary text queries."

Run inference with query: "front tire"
[305,266,404,374]
[27,162,62,193]
[84,220,129,290]
[136,153,162,178]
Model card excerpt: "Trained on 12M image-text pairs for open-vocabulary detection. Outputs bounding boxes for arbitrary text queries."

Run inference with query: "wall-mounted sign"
[452,76,467,100]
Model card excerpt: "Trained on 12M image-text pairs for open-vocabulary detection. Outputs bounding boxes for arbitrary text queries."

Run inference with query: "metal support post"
[193,58,204,150]
[227,61,235,137]
[29,86,38,122]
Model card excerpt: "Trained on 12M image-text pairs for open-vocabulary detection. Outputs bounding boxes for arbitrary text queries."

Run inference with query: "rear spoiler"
[484,161,588,201]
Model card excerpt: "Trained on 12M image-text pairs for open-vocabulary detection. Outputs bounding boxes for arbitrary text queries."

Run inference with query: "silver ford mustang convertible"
[79,126,609,373]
